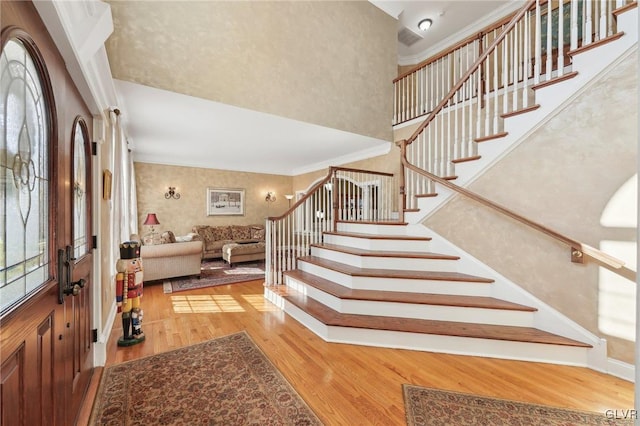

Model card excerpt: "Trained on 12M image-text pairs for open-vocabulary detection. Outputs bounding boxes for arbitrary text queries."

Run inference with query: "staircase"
[264,2,636,372]
[265,221,603,367]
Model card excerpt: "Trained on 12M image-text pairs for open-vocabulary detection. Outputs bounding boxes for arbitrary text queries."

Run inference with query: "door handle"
[57,248,67,303]
[59,245,85,300]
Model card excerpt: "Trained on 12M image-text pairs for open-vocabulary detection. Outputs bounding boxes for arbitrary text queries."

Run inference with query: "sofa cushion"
[250,226,265,241]
[211,226,233,241]
[231,225,252,240]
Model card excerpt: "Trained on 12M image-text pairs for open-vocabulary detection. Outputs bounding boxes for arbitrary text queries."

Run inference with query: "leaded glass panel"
[1,38,50,314]
[73,121,88,259]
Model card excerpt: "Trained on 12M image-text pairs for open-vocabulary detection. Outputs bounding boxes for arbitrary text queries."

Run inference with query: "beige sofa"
[133,234,203,282]
[192,224,265,260]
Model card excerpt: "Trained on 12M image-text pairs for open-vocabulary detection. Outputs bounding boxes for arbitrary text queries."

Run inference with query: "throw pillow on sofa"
[160,230,176,244]
[250,226,265,240]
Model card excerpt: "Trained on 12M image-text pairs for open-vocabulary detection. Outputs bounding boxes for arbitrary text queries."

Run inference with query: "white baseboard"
[607,358,635,383]
[93,301,117,367]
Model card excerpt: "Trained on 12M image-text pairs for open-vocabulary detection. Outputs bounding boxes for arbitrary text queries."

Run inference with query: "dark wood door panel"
[1,310,56,426]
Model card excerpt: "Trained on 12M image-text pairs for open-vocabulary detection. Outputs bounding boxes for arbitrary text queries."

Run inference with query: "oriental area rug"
[89,332,322,425]
[163,259,265,293]
[403,385,631,426]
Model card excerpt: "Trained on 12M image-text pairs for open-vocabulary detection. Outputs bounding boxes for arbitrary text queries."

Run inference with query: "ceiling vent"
[398,27,423,47]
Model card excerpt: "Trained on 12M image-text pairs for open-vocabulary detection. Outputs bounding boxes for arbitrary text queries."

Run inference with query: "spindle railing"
[396,0,634,211]
[393,0,634,127]
[265,167,398,285]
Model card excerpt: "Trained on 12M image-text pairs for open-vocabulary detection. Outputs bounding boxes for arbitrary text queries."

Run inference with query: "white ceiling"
[372,0,522,65]
[115,79,391,176]
[110,1,521,176]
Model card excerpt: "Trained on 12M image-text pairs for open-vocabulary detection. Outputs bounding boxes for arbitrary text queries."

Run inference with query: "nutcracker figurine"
[115,241,145,346]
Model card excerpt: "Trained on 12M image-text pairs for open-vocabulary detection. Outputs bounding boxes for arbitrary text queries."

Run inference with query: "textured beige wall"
[135,162,293,236]
[425,51,638,363]
[106,1,396,141]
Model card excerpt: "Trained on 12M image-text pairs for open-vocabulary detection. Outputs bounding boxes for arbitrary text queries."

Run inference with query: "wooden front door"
[0,2,94,425]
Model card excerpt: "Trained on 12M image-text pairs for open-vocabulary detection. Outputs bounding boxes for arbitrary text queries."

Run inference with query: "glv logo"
[605,409,637,420]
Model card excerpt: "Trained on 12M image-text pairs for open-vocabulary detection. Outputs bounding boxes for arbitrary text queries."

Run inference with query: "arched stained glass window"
[1,35,51,314]
[73,119,89,259]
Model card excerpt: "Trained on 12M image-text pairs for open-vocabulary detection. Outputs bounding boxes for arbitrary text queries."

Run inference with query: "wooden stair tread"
[285,270,536,312]
[311,243,460,260]
[299,256,494,283]
[336,220,408,225]
[323,231,431,241]
[284,292,590,348]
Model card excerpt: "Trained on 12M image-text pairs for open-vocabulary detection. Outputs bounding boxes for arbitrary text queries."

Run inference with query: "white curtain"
[110,110,137,263]
[127,150,138,238]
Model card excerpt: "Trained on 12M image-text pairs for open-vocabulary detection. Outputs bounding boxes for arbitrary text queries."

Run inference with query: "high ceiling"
[105,1,521,176]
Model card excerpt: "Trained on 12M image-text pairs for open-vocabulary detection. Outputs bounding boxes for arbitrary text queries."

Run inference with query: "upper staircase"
[264,1,637,373]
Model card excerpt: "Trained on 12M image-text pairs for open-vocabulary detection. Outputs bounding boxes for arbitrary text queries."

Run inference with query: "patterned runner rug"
[403,385,630,425]
[163,259,264,293]
[90,332,321,425]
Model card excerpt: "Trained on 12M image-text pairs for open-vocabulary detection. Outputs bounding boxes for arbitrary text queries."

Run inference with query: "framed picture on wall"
[207,188,245,216]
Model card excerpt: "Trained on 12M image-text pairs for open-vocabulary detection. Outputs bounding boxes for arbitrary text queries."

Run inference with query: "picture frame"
[206,188,245,216]
[102,170,112,200]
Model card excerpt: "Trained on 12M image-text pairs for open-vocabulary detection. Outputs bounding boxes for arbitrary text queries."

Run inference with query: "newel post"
[397,139,407,223]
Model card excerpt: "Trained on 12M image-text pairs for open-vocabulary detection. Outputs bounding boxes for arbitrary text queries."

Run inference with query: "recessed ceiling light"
[418,19,433,31]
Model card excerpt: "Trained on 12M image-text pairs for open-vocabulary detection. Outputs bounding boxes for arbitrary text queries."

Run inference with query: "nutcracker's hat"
[119,241,140,259]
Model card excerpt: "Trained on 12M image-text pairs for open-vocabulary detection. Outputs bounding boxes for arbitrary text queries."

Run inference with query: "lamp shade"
[143,213,160,225]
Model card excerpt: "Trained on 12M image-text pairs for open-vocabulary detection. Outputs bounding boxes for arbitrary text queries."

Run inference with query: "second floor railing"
[393,0,635,126]
[396,0,634,211]
[265,166,398,285]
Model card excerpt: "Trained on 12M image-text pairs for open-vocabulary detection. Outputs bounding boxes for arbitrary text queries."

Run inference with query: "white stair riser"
[278,297,589,367]
[283,299,330,340]
[298,261,491,296]
[326,326,590,367]
[336,222,409,235]
[286,277,534,327]
[324,234,431,252]
[310,246,459,272]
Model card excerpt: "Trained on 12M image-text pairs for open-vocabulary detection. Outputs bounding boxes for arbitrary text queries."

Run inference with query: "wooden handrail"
[267,169,333,222]
[406,0,536,145]
[267,166,395,222]
[400,146,630,276]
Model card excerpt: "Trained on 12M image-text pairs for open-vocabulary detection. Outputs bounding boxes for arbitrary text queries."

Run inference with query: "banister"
[406,0,537,146]
[400,146,631,277]
[267,169,333,222]
[266,166,395,222]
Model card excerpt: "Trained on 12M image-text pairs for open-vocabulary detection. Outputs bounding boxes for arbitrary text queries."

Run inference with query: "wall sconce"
[285,194,294,208]
[265,192,276,203]
[165,186,180,199]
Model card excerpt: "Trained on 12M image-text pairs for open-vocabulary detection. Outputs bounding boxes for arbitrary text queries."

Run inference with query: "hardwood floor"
[79,279,633,425]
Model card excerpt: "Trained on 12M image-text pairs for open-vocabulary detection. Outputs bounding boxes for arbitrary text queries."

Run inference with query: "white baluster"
[585,0,593,44]
[523,6,531,108]
[570,0,578,50]
[534,0,541,84]
[546,0,553,81]
[503,28,510,115]
[558,0,564,76]
[513,23,520,111]
[494,31,501,133]
[599,0,607,40]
